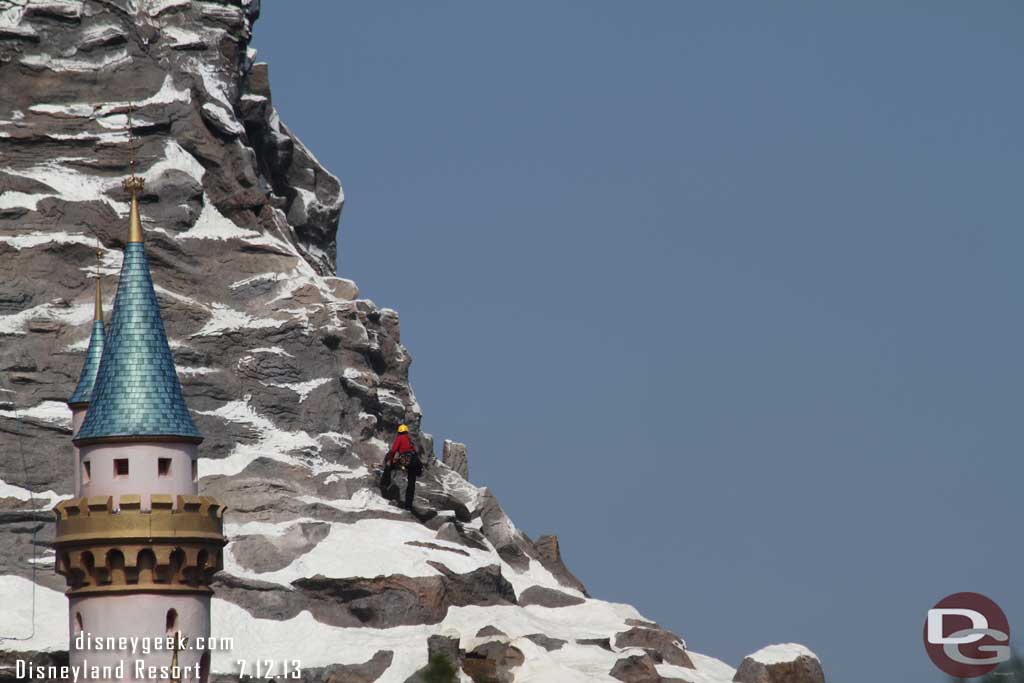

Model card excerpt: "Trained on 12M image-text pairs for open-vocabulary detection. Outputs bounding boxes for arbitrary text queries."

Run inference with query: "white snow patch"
[263,377,332,403]
[249,346,292,357]
[64,337,92,352]
[21,48,131,73]
[144,138,205,185]
[343,366,377,383]
[95,113,128,130]
[178,199,298,255]
[514,639,620,682]
[296,487,389,513]
[196,398,349,478]
[0,401,72,430]
[0,479,70,509]
[146,0,190,17]
[320,467,369,485]
[0,301,93,335]
[0,575,67,649]
[667,652,737,683]
[224,517,490,585]
[230,272,278,290]
[0,3,30,34]
[161,25,209,50]
[11,159,117,206]
[377,388,405,412]
[209,595,669,682]
[153,284,206,309]
[191,303,284,337]
[0,230,95,250]
[78,23,125,50]
[177,366,219,377]
[188,57,233,109]
[42,130,126,144]
[749,643,819,665]
[27,103,95,117]
[201,102,244,136]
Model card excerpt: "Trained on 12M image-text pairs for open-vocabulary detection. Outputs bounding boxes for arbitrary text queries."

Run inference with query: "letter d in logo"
[928,609,989,645]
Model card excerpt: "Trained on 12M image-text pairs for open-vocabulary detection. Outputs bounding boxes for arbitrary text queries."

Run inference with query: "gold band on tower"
[53,495,226,596]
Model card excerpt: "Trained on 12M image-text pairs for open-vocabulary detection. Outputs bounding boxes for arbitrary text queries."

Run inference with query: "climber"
[380,423,422,510]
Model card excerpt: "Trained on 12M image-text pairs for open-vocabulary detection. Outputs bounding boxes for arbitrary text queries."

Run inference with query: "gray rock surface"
[733,649,825,683]
[442,439,469,478]
[533,533,589,596]
[517,585,586,608]
[615,627,695,668]
[609,653,670,683]
[463,641,524,683]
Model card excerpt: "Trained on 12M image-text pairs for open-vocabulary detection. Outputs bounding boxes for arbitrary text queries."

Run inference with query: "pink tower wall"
[78,441,198,509]
[71,407,86,495]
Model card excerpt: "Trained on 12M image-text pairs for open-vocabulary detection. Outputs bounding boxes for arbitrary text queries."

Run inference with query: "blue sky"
[253,3,1023,680]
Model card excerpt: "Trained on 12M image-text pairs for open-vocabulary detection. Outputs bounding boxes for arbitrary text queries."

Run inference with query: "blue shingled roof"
[67,319,106,406]
[74,242,202,444]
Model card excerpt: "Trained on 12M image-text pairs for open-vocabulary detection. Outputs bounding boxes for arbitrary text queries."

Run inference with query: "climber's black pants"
[404,454,423,508]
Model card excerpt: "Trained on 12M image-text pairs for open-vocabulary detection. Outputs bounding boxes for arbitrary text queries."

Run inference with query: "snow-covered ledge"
[733,643,824,683]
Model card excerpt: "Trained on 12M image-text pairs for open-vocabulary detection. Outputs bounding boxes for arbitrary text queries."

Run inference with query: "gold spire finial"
[94,248,103,321]
[122,103,144,243]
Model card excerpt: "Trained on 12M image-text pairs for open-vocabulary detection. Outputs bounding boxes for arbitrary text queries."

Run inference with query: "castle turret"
[54,171,225,683]
[67,272,106,493]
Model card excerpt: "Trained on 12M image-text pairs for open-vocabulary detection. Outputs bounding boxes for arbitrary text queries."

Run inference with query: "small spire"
[122,103,144,243]
[94,256,104,321]
[68,247,108,407]
[94,272,103,321]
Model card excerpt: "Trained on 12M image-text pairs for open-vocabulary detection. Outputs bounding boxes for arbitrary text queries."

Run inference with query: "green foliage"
[422,653,458,683]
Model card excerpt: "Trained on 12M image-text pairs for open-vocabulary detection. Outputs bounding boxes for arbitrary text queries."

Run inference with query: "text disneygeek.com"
[11,632,305,681]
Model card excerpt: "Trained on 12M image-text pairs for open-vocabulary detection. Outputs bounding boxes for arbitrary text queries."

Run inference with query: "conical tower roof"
[67,276,107,408]
[73,184,202,445]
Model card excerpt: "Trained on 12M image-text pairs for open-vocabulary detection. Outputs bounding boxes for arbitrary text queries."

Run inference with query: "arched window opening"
[137,549,156,584]
[75,612,84,634]
[165,608,178,635]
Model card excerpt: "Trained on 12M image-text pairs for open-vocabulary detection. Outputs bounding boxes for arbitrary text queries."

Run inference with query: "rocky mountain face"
[0,2,825,682]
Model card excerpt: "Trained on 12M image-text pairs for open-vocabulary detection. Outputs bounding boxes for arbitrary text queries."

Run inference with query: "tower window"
[82,461,91,484]
[75,612,84,634]
[114,459,129,478]
[192,460,198,483]
[165,608,178,634]
[158,458,172,477]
